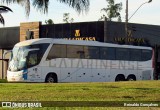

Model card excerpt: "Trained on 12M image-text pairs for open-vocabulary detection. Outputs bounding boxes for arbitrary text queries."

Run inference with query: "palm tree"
[2,0,90,17]
[0,6,13,25]
[100,0,122,21]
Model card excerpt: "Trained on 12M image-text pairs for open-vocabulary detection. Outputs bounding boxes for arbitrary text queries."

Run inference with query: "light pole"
[125,0,152,38]
[125,0,128,38]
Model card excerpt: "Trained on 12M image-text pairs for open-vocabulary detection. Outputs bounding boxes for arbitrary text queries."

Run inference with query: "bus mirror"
[3,50,12,59]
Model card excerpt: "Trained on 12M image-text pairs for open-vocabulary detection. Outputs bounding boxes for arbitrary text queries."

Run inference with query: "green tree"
[45,19,54,25]
[0,6,13,25]
[2,0,90,17]
[63,13,69,23]
[100,0,122,21]
[63,13,74,23]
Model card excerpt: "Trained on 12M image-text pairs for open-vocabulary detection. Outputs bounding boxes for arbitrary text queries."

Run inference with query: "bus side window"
[116,48,129,60]
[141,49,152,61]
[67,45,83,58]
[47,44,66,60]
[100,47,107,60]
[27,51,38,67]
[84,46,99,59]
[77,51,85,58]
[107,48,116,60]
[100,47,116,60]
[130,49,141,61]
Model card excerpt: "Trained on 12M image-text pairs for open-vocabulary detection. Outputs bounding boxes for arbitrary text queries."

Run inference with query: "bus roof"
[15,38,52,47]
[15,38,152,50]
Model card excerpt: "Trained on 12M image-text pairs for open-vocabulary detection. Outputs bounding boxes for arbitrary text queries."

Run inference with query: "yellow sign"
[75,30,80,37]
[65,37,96,41]
[64,29,96,41]
[114,37,145,43]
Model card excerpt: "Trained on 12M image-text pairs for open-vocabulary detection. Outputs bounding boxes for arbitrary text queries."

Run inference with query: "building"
[0,21,160,79]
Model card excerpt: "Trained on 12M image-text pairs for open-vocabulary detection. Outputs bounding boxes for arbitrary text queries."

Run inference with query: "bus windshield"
[8,43,50,72]
[8,46,29,72]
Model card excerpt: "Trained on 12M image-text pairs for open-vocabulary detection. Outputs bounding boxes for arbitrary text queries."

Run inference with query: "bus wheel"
[45,73,57,83]
[115,74,125,81]
[127,75,136,81]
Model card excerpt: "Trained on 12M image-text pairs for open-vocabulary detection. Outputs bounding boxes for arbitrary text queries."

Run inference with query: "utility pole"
[125,0,128,38]
[125,0,152,38]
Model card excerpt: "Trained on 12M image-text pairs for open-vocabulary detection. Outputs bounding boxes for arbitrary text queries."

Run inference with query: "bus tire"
[127,75,136,81]
[115,74,125,81]
[45,73,57,83]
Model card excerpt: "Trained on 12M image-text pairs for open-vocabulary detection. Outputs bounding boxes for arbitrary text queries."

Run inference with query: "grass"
[0,79,7,83]
[0,107,159,110]
[0,80,160,110]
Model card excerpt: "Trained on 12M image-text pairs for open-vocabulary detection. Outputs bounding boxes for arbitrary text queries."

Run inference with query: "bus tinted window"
[47,44,66,59]
[100,47,107,59]
[38,43,50,60]
[100,47,116,60]
[27,51,38,68]
[67,45,84,58]
[130,49,141,61]
[116,48,129,60]
[84,46,99,59]
[142,50,152,61]
[47,44,152,61]
[31,43,49,63]
[107,48,116,60]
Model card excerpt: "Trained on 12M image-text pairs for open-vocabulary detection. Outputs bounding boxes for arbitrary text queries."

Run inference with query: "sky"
[0,0,160,27]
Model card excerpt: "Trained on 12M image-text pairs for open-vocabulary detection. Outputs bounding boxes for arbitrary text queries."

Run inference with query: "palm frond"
[0,14,5,25]
[58,0,90,13]
[19,0,30,17]
[25,0,30,17]
[1,0,30,16]
[1,0,25,4]
[32,0,49,14]
[2,0,90,16]
[0,6,13,13]
[0,5,13,25]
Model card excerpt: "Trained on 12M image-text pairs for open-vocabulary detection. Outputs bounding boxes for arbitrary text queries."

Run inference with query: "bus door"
[27,50,42,82]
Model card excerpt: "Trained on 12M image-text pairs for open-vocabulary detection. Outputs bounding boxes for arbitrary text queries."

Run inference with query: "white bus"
[6,38,154,82]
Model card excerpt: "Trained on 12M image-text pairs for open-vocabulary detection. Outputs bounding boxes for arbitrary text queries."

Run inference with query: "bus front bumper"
[7,71,24,82]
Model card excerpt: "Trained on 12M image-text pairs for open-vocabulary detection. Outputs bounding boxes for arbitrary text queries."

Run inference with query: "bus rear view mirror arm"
[3,50,12,59]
